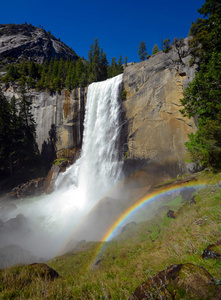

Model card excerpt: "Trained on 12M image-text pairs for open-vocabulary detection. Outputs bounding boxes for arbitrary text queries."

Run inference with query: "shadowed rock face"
[129,263,221,300]
[122,38,197,187]
[0,23,78,64]
[4,86,87,154]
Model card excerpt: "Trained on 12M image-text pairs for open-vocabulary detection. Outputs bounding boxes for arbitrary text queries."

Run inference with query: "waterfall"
[1,74,124,261]
[55,73,123,209]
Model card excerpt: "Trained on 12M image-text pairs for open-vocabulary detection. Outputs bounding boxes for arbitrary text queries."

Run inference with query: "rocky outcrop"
[0,23,78,65]
[4,85,87,155]
[6,178,45,199]
[129,263,221,300]
[122,38,197,186]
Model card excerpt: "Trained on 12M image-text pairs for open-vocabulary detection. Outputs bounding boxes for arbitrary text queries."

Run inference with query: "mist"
[0,74,128,267]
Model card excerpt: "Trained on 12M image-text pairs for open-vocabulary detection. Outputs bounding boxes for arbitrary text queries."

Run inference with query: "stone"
[121,222,137,233]
[28,263,60,280]
[180,187,196,202]
[7,178,45,199]
[43,164,60,194]
[167,210,176,219]
[202,242,221,260]
[128,263,221,300]
[1,214,27,231]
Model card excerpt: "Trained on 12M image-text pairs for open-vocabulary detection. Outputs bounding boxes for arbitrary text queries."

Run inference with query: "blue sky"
[1,0,205,63]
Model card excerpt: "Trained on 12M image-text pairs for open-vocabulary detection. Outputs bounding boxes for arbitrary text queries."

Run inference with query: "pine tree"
[0,88,13,173]
[138,41,147,61]
[152,44,160,55]
[18,82,38,165]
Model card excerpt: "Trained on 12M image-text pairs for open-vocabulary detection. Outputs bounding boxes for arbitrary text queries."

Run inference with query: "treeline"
[180,0,221,169]
[0,83,56,183]
[1,38,124,92]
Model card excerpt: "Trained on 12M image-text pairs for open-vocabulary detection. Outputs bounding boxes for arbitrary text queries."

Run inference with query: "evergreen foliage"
[162,39,171,52]
[1,38,124,91]
[138,41,147,61]
[152,44,160,55]
[180,0,221,169]
[0,84,39,178]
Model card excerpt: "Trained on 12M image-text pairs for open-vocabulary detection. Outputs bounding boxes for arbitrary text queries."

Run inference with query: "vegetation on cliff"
[0,83,56,186]
[180,0,221,169]
[0,36,123,92]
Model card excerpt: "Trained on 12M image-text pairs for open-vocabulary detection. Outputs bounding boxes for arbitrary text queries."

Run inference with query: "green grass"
[1,171,221,299]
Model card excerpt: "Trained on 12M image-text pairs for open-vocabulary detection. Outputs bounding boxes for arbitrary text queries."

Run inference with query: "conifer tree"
[152,44,159,55]
[138,41,147,61]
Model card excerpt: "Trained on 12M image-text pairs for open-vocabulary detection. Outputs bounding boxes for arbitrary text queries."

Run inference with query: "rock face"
[0,23,78,64]
[122,38,197,186]
[4,85,87,154]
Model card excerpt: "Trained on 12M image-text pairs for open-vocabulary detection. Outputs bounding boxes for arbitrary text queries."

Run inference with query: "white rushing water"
[0,74,123,261]
[55,73,123,208]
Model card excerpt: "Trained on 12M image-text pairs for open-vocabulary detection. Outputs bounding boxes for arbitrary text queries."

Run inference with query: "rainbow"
[90,180,208,268]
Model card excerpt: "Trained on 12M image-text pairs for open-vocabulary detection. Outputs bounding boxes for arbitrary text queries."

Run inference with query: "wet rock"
[44,164,60,194]
[128,263,221,300]
[7,178,45,199]
[121,222,137,233]
[94,259,103,266]
[167,210,176,219]
[0,214,27,231]
[0,202,17,221]
[0,244,37,268]
[29,263,60,280]
[202,242,221,260]
[181,187,196,202]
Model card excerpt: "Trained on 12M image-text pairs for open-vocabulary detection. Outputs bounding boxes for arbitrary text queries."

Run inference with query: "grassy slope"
[0,171,221,299]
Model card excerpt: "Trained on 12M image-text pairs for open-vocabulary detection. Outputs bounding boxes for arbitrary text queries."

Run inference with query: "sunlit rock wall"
[122,38,197,186]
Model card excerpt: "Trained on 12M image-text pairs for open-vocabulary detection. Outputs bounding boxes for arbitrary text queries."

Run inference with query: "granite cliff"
[0,23,78,65]
[4,86,86,159]
[122,38,196,186]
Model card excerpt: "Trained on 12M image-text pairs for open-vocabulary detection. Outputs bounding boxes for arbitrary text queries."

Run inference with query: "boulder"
[180,187,196,202]
[128,263,221,299]
[28,263,60,280]
[121,222,137,233]
[202,242,221,260]
[167,210,176,219]
[0,214,27,231]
